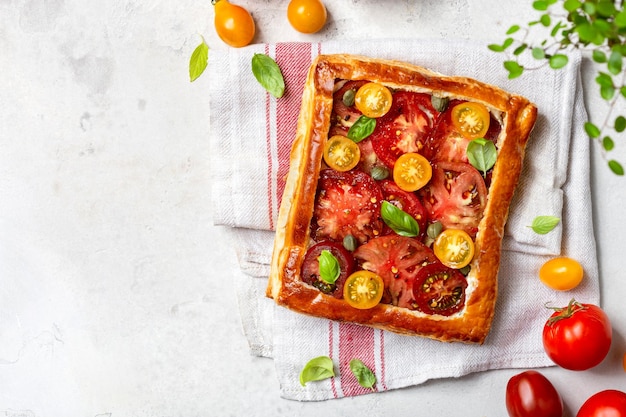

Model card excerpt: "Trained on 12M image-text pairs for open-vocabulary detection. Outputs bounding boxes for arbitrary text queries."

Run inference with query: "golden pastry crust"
[267,54,537,344]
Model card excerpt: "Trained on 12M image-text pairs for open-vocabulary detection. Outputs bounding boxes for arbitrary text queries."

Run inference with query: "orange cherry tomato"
[433,228,475,269]
[213,0,255,48]
[323,135,361,172]
[355,82,393,118]
[393,152,432,192]
[451,102,490,139]
[287,0,327,34]
[539,257,584,291]
[343,270,384,309]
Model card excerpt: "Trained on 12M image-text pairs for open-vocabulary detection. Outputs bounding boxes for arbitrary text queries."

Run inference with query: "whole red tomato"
[505,370,563,417]
[577,390,626,417]
[542,299,612,371]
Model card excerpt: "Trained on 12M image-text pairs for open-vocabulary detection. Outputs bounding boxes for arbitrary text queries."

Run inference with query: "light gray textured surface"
[1,0,625,416]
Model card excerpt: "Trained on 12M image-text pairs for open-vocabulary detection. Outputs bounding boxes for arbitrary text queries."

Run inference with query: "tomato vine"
[489,0,626,175]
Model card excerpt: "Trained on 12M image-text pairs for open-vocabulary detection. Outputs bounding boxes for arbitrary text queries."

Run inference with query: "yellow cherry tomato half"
[323,135,361,172]
[343,270,384,309]
[354,82,393,118]
[433,228,475,269]
[393,152,432,192]
[213,0,256,48]
[451,102,490,139]
[538,257,584,291]
[287,0,327,34]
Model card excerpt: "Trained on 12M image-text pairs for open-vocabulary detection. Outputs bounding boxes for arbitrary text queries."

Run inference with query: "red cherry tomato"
[412,263,467,316]
[213,0,255,48]
[577,390,626,417]
[542,299,612,371]
[505,370,563,417]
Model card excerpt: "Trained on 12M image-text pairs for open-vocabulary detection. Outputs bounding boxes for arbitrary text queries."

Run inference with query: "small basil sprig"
[347,115,376,143]
[466,138,497,176]
[251,53,285,98]
[189,36,209,82]
[299,356,335,386]
[381,201,419,237]
[349,359,376,391]
[318,250,340,284]
[530,215,560,235]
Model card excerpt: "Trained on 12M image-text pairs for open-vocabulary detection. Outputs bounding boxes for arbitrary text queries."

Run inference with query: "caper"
[343,234,358,252]
[426,221,443,240]
[459,265,471,276]
[431,95,450,113]
[370,165,390,180]
[342,89,356,107]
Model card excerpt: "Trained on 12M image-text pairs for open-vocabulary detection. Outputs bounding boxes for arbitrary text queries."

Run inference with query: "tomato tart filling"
[301,80,500,317]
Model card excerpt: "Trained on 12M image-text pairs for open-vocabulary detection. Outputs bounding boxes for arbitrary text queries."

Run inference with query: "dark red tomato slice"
[356,138,388,176]
[311,169,384,244]
[412,262,467,316]
[418,160,487,238]
[426,99,502,164]
[379,180,428,237]
[329,80,367,137]
[301,241,355,299]
[353,235,438,309]
[369,91,438,168]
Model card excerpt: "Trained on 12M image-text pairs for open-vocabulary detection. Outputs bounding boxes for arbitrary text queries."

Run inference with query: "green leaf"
[597,0,616,17]
[540,13,552,27]
[563,0,582,12]
[583,2,597,16]
[615,10,626,28]
[466,138,497,176]
[299,356,335,386]
[608,49,623,75]
[585,121,601,138]
[349,359,376,391]
[576,22,599,43]
[596,72,613,88]
[488,43,505,52]
[189,37,209,82]
[615,116,626,132]
[347,115,376,142]
[533,0,549,11]
[600,84,616,100]
[608,160,625,175]
[621,86,626,99]
[602,136,615,151]
[549,54,569,69]
[504,60,524,79]
[506,25,521,35]
[251,53,286,98]
[532,47,546,60]
[381,201,420,237]
[513,44,528,56]
[593,49,607,63]
[318,250,340,284]
[530,216,561,234]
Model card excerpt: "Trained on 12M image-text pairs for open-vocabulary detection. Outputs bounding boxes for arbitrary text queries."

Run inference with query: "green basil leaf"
[251,53,285,98]
[608,159,625,175]
[503,60,524,79]
[530,215,561,234]
[318,250,340,284]
[189,37,209,82]
[466,138,497,176]
[347,116,376,143]
[349,359,376,391]
[381,201,419,237]
[299,356,335,386]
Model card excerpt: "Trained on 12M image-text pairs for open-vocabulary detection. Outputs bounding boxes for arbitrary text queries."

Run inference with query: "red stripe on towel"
[338,323,376,397]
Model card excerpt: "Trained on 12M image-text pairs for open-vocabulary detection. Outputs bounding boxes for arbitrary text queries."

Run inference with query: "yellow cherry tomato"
[451,102,490,139]
[323,135,361,172]
[354,82,393,118]
[213,0,256,48]
[433,228,475,269]
[393,152,432,192]
[287,0,327,34]
[539,257,584,291]
[343,270,384,309]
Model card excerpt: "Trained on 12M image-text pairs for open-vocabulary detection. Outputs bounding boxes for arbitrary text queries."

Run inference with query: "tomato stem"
[546,298,586,326]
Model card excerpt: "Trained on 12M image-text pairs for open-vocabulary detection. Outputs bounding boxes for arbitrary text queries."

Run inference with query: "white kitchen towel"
[209,39,600,400]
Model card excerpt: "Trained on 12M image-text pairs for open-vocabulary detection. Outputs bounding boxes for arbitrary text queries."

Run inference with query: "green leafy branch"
[489,0,626,175]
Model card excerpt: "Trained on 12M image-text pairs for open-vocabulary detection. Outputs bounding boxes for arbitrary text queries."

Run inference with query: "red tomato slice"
[369,91,438,168]
[329,80,367,137]
[353,235,438,308]
[311,169,384,244]
[418,160,487,238]
[301,241,355,299]
[412,262,467,316]
[356,138,388,176]
[379,180,428,237]
[426,99,502,164]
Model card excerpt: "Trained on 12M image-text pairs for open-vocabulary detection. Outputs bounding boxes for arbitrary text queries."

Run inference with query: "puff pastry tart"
[266,54,537,344]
